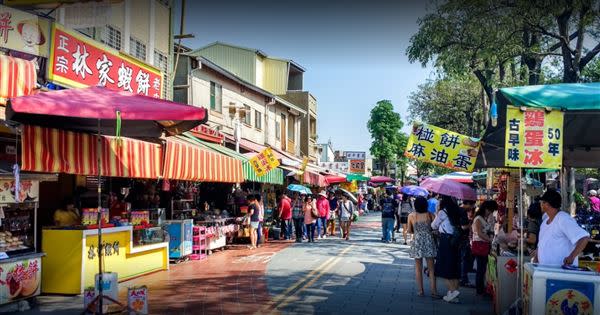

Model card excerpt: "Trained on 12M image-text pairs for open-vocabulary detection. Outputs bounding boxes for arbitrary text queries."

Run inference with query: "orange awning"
[21,125,162,179]
[0,56,36,105]
[163,138,243,183]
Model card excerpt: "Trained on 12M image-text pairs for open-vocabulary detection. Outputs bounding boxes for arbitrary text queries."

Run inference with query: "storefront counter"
[487,253,528,314]
[41,226,169,294]
[524,263,600,315]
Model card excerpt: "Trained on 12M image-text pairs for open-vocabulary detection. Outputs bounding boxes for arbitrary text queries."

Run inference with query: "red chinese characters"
[49,25,162,98]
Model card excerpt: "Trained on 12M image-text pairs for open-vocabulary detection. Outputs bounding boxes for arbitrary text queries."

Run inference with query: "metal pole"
[235,111,241,153]
[518,168,524,314]
[97,119,103,314]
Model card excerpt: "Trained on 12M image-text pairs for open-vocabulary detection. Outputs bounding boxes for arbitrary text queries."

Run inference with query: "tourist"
[525,201,543,255]
[588,190,600,212]
[279,193,293,240]
[398,194,414,245]
[407,196,438,298]
[316,191,330,239]
[431,195,463,303]
[256,194,265,246]
[534,189,590,267]
[427,193,439,214]
[247,195,260,250]
[292,193,305,243]
[380,190,398,243]
[471,200,497,295]
[338,194,354,240]
[459,200,476,288]
[303,195,318,243]
[328,191,338,236]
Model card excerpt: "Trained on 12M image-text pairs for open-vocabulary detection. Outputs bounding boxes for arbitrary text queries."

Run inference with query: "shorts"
[400,216,408,224]
[250,221,260,229]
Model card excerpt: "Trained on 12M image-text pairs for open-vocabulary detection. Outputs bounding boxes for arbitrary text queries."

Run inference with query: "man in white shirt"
[535,189,590,267]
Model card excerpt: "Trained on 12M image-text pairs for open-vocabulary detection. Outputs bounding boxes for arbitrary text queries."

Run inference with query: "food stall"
[0,175,54,306]
[476,82,600,314]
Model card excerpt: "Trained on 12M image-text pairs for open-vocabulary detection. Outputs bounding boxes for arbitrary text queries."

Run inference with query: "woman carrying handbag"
[470,200,497,296]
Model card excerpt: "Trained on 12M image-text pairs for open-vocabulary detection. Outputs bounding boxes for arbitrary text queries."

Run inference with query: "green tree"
[367,100,405,176]
[408,75,486,138]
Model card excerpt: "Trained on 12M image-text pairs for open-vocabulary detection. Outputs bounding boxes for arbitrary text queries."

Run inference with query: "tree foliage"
[367,100,405,176]
[408,75,486,138]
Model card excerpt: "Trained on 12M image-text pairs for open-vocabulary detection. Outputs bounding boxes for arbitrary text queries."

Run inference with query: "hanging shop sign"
[249,147,280,177]
[504,106,564,169]
[0,179,39,203]
[190,125,224,143]
[298,156,308,175]
[344,151,366,160]
[47,23,163,98]
[0,5,50,57]
[404,122,480,172]
[0,256,41,304]
[318,162,348,173]
[349,159,365,174]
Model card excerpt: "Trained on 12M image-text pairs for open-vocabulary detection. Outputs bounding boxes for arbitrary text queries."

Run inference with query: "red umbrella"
[420,177,477,201]
[369,176,394,184]
[6,86,207,137]
[325,175,347,185]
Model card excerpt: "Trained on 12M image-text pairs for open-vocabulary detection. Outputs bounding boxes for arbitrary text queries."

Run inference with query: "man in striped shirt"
[292,193,305,243]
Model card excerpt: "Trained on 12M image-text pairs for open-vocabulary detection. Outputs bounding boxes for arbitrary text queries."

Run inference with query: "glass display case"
[0,202,36,256]
[132,226,166,247]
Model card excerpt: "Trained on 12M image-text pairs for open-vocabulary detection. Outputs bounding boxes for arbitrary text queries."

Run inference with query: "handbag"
[311,206,319,218]
[471,240,491,256]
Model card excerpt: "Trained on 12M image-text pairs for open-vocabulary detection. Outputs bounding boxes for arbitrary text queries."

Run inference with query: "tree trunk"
[556,8,579,83]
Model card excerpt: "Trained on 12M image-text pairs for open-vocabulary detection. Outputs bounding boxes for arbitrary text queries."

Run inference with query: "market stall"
[476,83,600,314]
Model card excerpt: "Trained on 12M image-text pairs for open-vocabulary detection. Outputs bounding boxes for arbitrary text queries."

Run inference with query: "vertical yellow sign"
[504,106,563,168]
[249,148,280,177]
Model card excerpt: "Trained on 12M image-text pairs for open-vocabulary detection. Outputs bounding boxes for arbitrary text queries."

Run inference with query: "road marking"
[262,244,355,314]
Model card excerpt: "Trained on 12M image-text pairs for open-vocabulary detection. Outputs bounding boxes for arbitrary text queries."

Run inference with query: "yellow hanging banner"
[404,123,480,172]
[504,106,564,169]
[249,148,280,177]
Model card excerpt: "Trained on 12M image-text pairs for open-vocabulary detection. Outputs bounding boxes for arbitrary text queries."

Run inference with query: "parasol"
[419,177,477,201]
[369,176,394,184]
[400,185,429,197]
[337,188,358,203]
[287,184,312,195]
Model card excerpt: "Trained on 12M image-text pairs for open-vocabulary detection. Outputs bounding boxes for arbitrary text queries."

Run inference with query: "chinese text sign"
[249,148,280,177]
[349,159,365,174]
[404,123,480,172]
[48,23,162,98]
[504,106,563,169]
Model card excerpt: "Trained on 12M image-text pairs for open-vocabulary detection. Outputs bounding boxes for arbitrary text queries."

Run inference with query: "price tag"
[0,252,9,259]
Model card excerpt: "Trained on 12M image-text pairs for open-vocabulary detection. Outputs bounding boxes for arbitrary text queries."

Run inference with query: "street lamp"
[227,102,247,152]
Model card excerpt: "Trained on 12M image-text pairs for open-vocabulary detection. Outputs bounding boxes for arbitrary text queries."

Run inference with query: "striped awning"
[182,134,283,185]
[163,138,243,183]
[21,125,162,178]
[0,56,37,105]
[304,171,327,187]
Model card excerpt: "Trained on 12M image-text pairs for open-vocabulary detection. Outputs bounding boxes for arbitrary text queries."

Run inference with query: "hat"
[589,190,598,196]
[318,190,327,198]
[539,189,561,209]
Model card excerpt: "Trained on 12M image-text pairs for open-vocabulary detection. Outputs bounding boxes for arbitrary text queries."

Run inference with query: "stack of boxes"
[190,225,207,260]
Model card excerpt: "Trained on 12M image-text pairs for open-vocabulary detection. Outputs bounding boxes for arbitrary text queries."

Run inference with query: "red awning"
[325,175,347,185]
[163,138,243,183]
[6,86,207,137]
[21,125,162,179]
[0,56,37,105]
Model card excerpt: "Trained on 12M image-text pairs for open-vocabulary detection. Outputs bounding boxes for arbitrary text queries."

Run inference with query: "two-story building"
[186,42,318,160]
[173,45,306,156]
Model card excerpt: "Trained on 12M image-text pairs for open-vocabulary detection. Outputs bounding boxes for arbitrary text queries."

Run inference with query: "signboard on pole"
[404,122,480,172]
[504,106,564,169]
[319,162,349,173]
[349,159,365,174]
[47,23,163,98]
[344,151,366,160]
[249,148,280,177]
[0,5,51,57]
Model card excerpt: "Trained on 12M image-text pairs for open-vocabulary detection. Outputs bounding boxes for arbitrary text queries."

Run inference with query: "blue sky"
[175,0,434,154]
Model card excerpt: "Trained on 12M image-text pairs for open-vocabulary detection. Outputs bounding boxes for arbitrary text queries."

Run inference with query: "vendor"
[109,193,128,218]
[525,201,543,255]
[535,189,590,267]
[54,197,80,227]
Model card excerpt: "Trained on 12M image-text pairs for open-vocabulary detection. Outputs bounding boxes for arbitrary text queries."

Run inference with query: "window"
[129,36,146,60]
[153,50,168,99]
[210,82,222,112]
[287,115,295,141]
[243,105,251,125]
[275,121,281,140]
[255,110,262,129]
[100,25,121,50]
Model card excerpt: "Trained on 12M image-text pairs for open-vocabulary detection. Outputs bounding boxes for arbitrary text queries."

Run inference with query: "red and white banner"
[47,23,163,98]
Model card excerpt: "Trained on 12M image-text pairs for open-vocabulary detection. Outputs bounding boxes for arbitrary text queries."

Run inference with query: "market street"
[19,213,492,315]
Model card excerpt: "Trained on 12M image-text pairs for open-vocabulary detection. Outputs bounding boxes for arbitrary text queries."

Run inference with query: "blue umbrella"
[287,184,312,195]
[400,185,429,197]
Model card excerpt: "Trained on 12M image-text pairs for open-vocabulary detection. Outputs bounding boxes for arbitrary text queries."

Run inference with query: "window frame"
[209,81,222,113]
[254,109,262,130]
[243,105,252,126]
[100,25,121,51]
[129,36,147,61]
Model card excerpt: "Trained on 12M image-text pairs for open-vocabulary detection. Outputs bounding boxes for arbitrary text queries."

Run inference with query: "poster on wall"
[404,122,480,172]
[545,279,594,314]
[47,23,163,98]
[0,5,50,57]
[0,257,41,305]
[0,179,38,203]
[505,106,564,169]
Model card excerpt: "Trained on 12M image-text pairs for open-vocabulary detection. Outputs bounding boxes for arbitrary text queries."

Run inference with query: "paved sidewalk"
[264,213,494,315]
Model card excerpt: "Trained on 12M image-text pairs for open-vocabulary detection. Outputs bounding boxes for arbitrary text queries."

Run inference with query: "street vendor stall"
[476,82,600,314]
